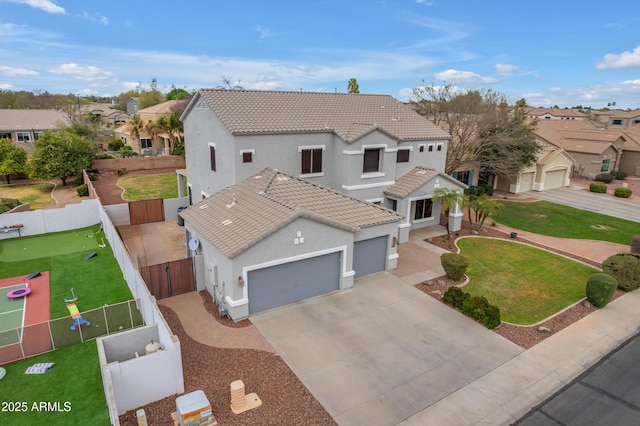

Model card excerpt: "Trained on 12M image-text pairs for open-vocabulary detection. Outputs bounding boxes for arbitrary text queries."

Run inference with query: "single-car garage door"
[544,169,566,190]
[248,251,341,315]
[519,172,534,192]
[353,236,387,279]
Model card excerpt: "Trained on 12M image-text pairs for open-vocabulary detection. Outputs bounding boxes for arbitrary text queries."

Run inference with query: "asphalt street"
[515,331,640,426]
[526,187,640,222]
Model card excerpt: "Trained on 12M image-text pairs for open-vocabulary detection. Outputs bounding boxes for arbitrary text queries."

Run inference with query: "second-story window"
[396,149,410,163]
[210,145,216,171]
[301,148,323,174]
[242,152,253,163]
[363,148,381,173]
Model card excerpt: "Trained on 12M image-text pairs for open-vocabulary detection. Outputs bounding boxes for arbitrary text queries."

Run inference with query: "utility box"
[175,390,216,426]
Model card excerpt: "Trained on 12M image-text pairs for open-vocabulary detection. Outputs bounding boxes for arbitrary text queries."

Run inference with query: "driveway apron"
[251,272,523,426]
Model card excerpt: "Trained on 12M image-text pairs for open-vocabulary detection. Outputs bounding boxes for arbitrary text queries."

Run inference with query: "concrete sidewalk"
[401,288,640,425]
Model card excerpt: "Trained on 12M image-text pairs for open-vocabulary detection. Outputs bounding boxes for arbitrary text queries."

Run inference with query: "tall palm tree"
[128,115,143,154]
[433,187,465,234]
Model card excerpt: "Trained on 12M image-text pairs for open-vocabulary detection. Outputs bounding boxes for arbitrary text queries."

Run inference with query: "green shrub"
[94,153,114,160]
[589,182,607,193]
[442,286,469,308]
[479,183,494,196]
[595,173,615,183]
[602,253,640,291]
[74,176,84,186]
[76,184,89,197]
[585,273,617,308]
[440,253,470,280]
[461,296,501,329]
[464,184,493,197]
[614,187,632,198]
[612,170,628,180]
[116,168,128,176]
[108,139,124,151]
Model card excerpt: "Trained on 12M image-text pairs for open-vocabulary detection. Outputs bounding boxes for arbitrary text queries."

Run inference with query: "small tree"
[347,78,360,94]
[0,139,27,184]
[433,187,464,234]
[440,253,469,280]
[108,139,124,151]
[465,194,502,232]
[28,131,95,185]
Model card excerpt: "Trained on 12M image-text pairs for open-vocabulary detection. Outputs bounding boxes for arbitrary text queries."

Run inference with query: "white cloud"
[596,46,640,70]
[415,0,434,5]
[433,69,497,84]
[80,11,109,26]
[0,65,38,76]
[255,25,276,39]
[48,63,113,81]
[0,83,14,89]
[6,0,64,14]
[495,63,519,76]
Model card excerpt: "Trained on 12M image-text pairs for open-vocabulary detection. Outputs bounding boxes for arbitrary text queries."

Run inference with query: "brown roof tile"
[180,168,403,258]
[195,90,450,143]
[384,167,440,199]
[0,109,71,131]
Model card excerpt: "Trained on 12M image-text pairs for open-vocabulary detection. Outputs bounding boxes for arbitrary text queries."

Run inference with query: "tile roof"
[609,109,640,119]
[537,148,574,166]
[193,90,451,143]
[180,168,403,258]
[534,120,623,154]
[138,100,182,115]
[0,109,71,131]
[384,167,451,199]
[621,126,640,152]
[526,107,589,118]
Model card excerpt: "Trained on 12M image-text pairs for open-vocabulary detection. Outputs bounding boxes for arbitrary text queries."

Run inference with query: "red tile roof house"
[178,90,466,320]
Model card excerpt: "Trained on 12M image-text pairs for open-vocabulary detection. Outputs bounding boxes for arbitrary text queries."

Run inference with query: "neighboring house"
[534,120,624,178]
[607,109,640,128]
[494,141,575,193]
[180,167,403,321]
[526,107,589,121]
[80,103,129,126]
[114,100,182,156]
[0,109,71,153]
[620,125,640,176]
[126,97,139,117]
[180,89,464,229]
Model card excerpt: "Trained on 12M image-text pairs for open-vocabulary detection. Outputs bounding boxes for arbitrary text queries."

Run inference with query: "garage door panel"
[248,251,340,315]
[545,170,566,190]
[520,172,534,192]
[353,236,387,279]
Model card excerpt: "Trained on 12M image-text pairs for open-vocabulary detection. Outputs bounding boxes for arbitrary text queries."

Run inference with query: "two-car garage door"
[247,251,341,315]
[544,169,566,190]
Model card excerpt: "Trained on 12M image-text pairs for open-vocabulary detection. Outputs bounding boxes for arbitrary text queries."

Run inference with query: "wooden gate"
[129,199,164,225]
[140,257,195,299]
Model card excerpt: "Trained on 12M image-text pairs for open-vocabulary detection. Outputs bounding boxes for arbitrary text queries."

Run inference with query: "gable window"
[436,143,443,152]
[396,149,410,163]
[600,159,611,173]
[428,144,434,152]
[363,148,382,173]
[419,145,425,153]
[17,132,30,142]
[414,199,433,220]
[301,148,323,174]
[242,151,253,163]
[209,144,216,171]
[140,138,153,149]
[611,119,623,126]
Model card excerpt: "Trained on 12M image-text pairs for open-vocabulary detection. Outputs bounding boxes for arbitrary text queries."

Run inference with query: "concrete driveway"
[525,186,640,222]
[251,272,523,426]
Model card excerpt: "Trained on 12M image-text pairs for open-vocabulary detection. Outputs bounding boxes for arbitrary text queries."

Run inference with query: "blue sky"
[1,0,640,109]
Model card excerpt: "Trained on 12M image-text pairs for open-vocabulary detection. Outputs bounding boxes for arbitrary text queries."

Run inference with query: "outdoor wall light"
[238,276,244,286]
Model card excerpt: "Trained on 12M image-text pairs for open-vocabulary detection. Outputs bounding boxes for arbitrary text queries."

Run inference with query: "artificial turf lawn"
[0,341,110,426]
[458,238,598,325]
[491,200,639,245]
[0,225,133,319]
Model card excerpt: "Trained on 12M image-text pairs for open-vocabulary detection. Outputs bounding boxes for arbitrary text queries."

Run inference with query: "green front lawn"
[0,183,55,210]
[458,238,597,325]
[118,173,181,200]
[0,341,109,425]
[492,200,638,245]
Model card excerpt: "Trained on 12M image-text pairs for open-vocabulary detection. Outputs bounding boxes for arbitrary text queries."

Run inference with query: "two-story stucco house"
[178,90,466,320]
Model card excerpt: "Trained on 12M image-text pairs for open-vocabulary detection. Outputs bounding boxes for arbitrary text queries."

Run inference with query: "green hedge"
[614,187,632,198]
[440,253,469,280]
[585,273,617,308]
[442,287,501,329]
[76,184,89,196]
[602,253,640,291]
[589,182,607,193]
[595,173,615,183]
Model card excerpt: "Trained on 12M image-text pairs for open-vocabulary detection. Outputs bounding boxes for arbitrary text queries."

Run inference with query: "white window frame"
[298,144,325,177]
[240,149,255,163]
[17,132,31,142]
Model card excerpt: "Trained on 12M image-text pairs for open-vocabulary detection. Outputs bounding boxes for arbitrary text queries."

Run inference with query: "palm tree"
[433,187,465,234]
[466,194,502,232]
[128,115,143,154]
